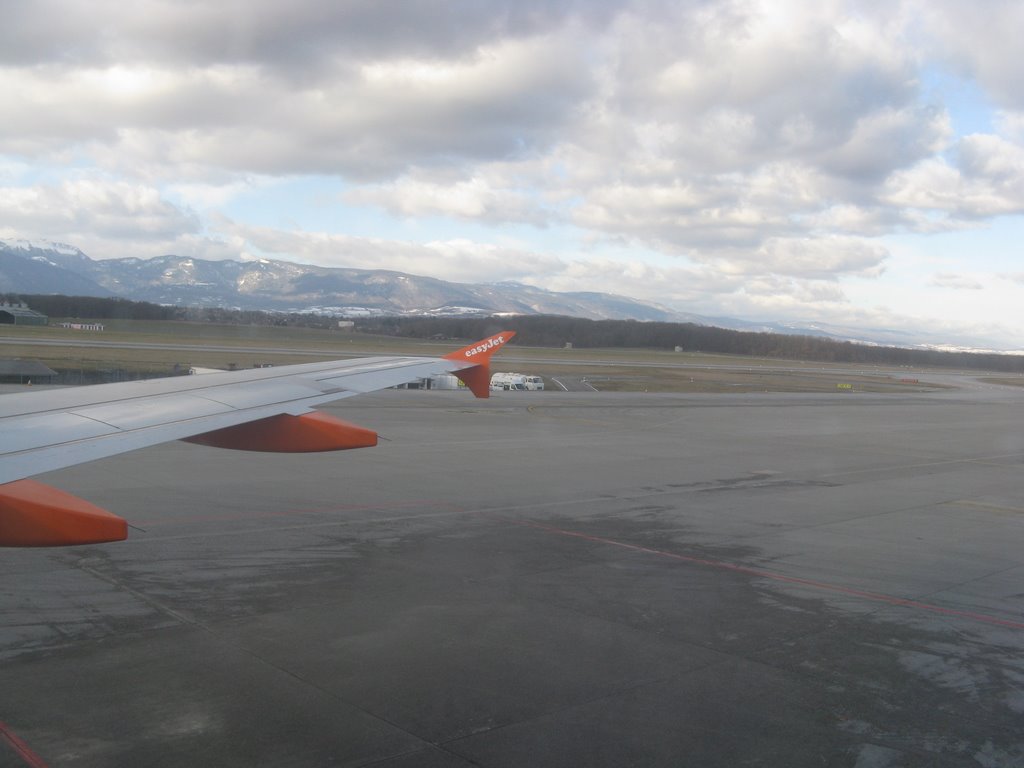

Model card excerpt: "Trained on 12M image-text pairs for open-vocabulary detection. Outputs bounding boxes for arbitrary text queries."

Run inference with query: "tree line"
[5,293,181,320]
[7,293,1021,373]
[3,294,339,328]
[359,315,1024,373]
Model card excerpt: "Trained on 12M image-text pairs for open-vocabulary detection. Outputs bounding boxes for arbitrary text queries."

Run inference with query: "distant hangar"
[0,302,47,326]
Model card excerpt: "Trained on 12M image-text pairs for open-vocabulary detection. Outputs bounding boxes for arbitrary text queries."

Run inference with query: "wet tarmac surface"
[2,383,1024,766]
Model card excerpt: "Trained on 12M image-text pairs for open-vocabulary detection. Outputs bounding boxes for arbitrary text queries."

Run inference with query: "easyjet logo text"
[464,335,505,358]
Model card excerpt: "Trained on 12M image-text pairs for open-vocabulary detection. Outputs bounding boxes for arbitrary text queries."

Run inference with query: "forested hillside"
[361,316,1024,373]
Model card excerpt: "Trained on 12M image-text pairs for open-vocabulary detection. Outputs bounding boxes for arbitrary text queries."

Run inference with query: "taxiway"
[2,383,1024,766]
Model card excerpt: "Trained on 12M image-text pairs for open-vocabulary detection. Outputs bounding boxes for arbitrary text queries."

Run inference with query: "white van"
[490,372,528,391]
[490,372,544,391]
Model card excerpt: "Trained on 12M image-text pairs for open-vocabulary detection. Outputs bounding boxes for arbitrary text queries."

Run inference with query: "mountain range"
[0,238,1015,353]
[0,239,702,323]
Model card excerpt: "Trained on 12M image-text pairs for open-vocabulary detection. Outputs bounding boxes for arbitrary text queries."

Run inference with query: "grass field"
[979,377,1024,388]
[0,321,954,392]
[0,322,453,375]
[520,364,943,394]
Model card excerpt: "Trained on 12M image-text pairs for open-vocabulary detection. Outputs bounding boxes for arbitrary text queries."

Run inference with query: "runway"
[2,384,1024,766]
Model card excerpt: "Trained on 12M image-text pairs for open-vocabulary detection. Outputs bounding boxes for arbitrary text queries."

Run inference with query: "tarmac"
[2,380,1024,767]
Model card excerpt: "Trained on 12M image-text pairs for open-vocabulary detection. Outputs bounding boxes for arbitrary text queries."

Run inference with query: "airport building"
[0,359,57,383]
[57,321,105,331]
[0,302,47,326]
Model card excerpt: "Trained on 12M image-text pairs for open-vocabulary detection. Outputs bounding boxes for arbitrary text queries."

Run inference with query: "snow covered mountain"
[0,240,685,321]
[3,240,1016,353]
[0,241,114,297]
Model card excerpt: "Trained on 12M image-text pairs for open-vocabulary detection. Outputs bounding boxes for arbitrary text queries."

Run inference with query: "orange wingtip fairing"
[443,331,516,398]
[184,411,378,452]
[0,479,128,547]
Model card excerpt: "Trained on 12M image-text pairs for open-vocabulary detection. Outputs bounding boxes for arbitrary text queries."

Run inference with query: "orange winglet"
[0,479,128,547]
[184,411,378,452]
[442,331,516,398]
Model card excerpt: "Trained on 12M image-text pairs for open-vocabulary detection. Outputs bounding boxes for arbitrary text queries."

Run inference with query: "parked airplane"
[0,331,514,547]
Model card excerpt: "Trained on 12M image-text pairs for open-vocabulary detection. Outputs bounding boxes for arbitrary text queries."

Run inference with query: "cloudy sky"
[1,1,1023,348]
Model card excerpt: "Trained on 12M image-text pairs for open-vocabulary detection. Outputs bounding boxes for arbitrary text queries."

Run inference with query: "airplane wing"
[0,331,514,547]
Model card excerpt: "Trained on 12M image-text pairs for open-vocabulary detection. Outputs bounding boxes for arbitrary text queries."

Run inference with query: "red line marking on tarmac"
[0,722,50,768]
[510,518,1024,632]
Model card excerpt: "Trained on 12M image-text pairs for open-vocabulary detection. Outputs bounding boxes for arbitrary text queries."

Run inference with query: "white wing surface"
[0,331,513,546]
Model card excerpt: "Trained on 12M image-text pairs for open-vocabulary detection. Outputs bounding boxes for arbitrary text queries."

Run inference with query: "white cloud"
[918,0,1024,110]
[166,179,268,209]
[346,174,551,225]
[0,1,608,72]
[0,180,199,241]
[804,205,903,236]
[996,110,1024,142]
[605,0,926,171]
[883,134,1024,219]
[819,106,950,181]
[0,30,597,180]
[752,237,888,279]
[736,275,850,308]
[930,272,984,290]
[533,258,739,306]
[0,1,1023,347]
[220,222,565,285]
